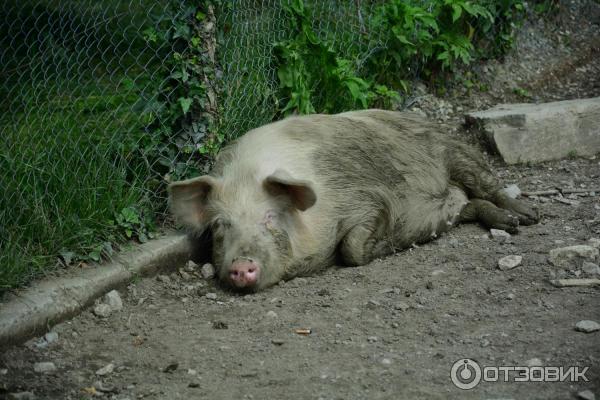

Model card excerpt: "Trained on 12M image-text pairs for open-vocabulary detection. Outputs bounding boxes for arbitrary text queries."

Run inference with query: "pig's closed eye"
[213,218,232,230]
[264,210,277,224]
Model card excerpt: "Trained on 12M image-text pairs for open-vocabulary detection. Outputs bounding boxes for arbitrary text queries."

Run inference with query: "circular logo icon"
[451,358,482,390]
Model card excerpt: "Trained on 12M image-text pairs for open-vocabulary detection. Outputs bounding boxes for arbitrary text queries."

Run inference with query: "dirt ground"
[1,156,599,400]
[2,2,600,400]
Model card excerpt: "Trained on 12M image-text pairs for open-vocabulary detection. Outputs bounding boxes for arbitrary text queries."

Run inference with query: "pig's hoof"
[496,196,540,226]
[479,207,520,234]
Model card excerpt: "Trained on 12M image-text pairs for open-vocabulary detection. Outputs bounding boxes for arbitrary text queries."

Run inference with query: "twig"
[522,188,600,197]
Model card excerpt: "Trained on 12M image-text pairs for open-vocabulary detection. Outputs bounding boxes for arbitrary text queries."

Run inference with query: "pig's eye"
[264,210,277,224]
[213,218,231,230]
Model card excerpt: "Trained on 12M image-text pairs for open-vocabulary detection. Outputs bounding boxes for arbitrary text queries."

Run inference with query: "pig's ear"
[168,176,219,228]
[264,169,316,211]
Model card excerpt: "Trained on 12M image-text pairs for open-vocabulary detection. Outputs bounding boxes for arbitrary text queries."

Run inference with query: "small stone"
[94,381,116,393]
[506,293,515,300]
[575,320,600,333]
[381,358,392,365]
[179,269,192,280]
[188,381,201,388]
[498,255,522,270]
[185,260,198,272]
[8,392,36,400]
[292,277,308,285]
[266,310,278,318]
[104,290,123,311]
[589,238,600,249]
[526,358,543,367]
[480,339,490,347]
[163,362,179,373]
[490,229,511,243]
[187,369,197,375]
[582,262,600,275]
[212,321,228,329]
[367,336,378,343]
[44,331,58,344]
[205,292,217,300]
[33,362,56,373]
[394,302,410,311]
[578,390,596,400]
[549,245,598,267]
[201,263,215,279]
[157,274,171,283]
[0,368,7,375]
[93,303,112,318]
[271,338,285,346]
[95,363,115,376]
[502,184,521,199]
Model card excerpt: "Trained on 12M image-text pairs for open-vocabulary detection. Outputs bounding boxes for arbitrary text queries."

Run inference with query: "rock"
[201,263,215,279]
[526,357,543,367]
[104,290,123,311]
[93,303,112,318]
[506,293,515,300]
[367,336,378,343]
[271,338,285,346]
[33,362,56,373]
[578,390,596,400]
[8,392,36,400]
[501,184,521,199]
[490,229,512,242]
[205,292,217,300]
[266,310,278,318]
[380,358,392,365]
[465,97,600,164]
[44,331,59,344]
[95,363,115,376]
[589,238,600,249]
[0,368,7,375]
[394,302,410,311]
[549,245,599,267]
[575,320,600,333]
[498,255,522,270]
[582,262,600,275]
[184,260,198,272]
[157,274,171,283]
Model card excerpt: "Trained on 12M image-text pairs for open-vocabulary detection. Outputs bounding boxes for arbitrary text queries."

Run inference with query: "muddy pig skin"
[169,109,538,291]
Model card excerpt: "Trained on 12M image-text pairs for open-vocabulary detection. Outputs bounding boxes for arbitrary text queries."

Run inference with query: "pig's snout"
[228,258,260,288]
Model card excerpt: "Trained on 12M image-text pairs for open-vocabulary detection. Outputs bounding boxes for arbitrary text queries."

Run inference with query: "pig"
[169,110,538,291]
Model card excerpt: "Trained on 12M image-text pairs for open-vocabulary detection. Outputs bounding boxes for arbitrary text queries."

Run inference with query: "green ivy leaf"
[179,97,193,114]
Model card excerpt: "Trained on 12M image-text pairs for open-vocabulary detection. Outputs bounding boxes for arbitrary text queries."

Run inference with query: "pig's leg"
[339,221,393,267]
[445,142,538,225]
[458,199,520,233]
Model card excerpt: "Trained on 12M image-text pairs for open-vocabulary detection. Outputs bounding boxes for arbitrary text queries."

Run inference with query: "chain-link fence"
[217,0,388,140]
[0,0,187,289]
[1,0,393,292]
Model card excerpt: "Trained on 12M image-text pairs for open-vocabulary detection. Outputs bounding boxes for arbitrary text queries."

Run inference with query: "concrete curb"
[0,234,193,348]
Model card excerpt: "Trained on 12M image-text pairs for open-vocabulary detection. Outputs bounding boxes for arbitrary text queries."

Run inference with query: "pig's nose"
[228,259,260,288]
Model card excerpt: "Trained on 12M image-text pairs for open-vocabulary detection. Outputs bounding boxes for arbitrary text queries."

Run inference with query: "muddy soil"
[2,1,600,399]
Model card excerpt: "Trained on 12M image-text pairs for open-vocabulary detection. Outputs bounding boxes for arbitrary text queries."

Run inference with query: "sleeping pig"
[169,110,538,291]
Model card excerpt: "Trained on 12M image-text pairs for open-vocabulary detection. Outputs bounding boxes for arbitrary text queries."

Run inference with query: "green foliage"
[138,1,220,181]
[369,0,525,86]
[274,0,379,115]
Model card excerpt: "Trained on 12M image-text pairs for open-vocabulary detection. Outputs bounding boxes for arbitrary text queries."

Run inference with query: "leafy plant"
[274,0,394,115]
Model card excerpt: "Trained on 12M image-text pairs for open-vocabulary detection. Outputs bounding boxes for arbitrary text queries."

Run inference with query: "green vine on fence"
[274,0,399,116]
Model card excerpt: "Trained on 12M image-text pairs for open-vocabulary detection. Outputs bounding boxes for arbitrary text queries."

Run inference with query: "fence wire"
[0,0,389,290]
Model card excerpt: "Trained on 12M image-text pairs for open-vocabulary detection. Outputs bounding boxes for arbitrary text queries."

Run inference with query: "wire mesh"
[0,0,388,290]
